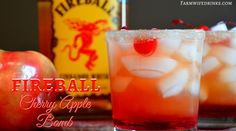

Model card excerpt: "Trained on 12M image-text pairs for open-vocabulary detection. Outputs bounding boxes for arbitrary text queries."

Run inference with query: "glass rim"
[106,29,205,40]
[107,29,205,33]
[206,30,236,34]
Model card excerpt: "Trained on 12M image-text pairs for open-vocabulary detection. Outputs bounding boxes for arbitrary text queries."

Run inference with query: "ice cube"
[121,56,177,78]
[178,44,198,62]
[111,76,132,92]
[196,49,204,64]
[213,46,236,65]
[159,38,181,53]
[196,55,202,64]
[203,43,211,57]
[108,44,121,76]
[158,69,189,98]
[219,67,236,83]
[109,58,121,76]
[230,27,236,31]
[188,81,200,96]
[211,21,228,31]
[196,42,204,64]
[202,56,220,75]
[115,33,133,49]
[230,37,236,48]
[200,87,208,102]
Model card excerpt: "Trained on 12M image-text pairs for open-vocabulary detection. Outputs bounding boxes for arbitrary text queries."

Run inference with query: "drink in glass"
[199,31,236,128]
[106,30,205,130]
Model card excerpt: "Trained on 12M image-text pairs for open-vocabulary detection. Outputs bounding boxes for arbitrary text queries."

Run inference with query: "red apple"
[0,50,57,130]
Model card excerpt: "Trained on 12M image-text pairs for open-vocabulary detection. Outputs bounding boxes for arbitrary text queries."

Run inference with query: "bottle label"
[52,0,119,96]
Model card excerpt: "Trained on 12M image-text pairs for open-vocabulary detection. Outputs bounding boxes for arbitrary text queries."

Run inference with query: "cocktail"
[199,31,236,128]
[106,30,205,130]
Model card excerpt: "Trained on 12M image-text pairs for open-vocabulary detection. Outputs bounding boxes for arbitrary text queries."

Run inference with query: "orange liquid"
[200,33,236,118]
[201,69,236,105]
[111,78,198,130]
[111,66,199,129]
[200,67,236,118]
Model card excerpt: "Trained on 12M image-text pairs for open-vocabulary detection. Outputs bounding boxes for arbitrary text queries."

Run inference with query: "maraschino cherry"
[120,26,158,56]
[224,21,236,26]
[133,37,158,56]
[196,25,209,31]
[171,19,194,28]
[171,19,209,31]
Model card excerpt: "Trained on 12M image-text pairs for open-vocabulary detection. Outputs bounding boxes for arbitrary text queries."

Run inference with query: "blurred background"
[0,0,235,51]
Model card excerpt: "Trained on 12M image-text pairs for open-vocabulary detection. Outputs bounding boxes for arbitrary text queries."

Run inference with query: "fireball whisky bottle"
[38,0,126,119]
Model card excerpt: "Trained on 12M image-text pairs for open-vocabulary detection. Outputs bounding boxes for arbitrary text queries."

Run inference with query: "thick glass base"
[198,117,236,129]
[113,119,197,131]
[198,105,236,129]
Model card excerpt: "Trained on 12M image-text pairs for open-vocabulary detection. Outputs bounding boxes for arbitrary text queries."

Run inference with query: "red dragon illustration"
[62,18,110,70]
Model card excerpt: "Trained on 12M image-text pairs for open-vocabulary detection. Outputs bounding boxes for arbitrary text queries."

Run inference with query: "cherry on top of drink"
[120,26,159,56]
[224,21,236,26]
[196,25,209,31]
[133,37,158,56]
[171,19,209,31]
